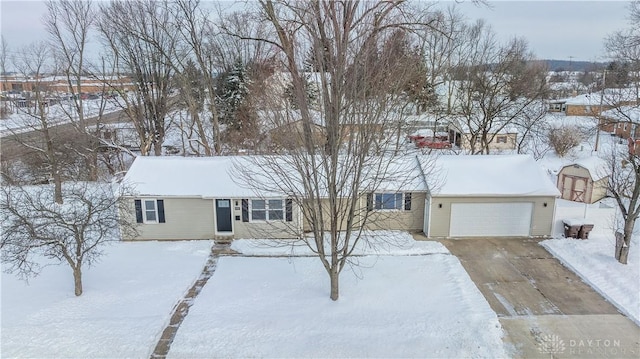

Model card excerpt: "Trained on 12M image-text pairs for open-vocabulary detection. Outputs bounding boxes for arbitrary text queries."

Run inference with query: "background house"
[601,106,640,139]
[448,123,518,152]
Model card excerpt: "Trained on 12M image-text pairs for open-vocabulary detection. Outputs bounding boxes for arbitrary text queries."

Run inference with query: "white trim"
[141,198,159,224]
[424,195,431,237]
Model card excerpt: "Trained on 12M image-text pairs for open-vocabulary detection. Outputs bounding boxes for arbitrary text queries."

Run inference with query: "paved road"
[440,237,640,358]
[0,109,128,162]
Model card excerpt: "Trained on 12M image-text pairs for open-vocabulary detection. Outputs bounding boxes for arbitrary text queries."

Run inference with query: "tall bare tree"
[45,0,110,180]
[606,147,640,264]
[236,1,435,300]
[98,0,176,156]
[3,43,66,203]
[603,0,640,264]
[1,36,9,119]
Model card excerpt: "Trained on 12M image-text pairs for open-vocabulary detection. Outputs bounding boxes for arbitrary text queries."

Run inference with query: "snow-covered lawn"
[169,232,507,358]
[1,240,213,358]
[541,234,640,326]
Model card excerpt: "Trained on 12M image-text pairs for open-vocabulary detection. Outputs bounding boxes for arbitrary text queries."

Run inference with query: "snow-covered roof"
[601,106,640,123]
[562,93,600,106]
[561,88,639,106]
[122,155,426,199]
[420,155,560,197]
[123,156,266,198]
[564,157,610,180]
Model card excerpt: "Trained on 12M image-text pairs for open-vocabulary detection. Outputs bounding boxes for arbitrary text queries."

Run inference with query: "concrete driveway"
[439,237,640,358]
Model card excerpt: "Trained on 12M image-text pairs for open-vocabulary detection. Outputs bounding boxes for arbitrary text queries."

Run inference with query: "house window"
[250,199,284,221]
[374,193,403,210]
[144,200,157,222]
[623,123,628,131]
[134,199,165,224]
[496,135,508,144]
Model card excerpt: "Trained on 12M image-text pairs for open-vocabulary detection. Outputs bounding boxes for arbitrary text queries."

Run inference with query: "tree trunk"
[618,217,636,264]
[330,267,339,301]
[73,266,83,296]
[153,141,163,156]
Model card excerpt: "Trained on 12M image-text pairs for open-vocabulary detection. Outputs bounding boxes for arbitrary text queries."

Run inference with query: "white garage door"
[449,202,533,237]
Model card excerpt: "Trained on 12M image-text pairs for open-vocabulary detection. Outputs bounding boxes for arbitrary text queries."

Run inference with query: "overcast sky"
[0,1,633,62]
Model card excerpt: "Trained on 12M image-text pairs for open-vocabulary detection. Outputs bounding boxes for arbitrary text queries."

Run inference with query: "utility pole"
[568,56,575,71]
[595,69,606,152]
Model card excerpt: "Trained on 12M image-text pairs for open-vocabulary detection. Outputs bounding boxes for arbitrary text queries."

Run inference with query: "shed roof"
[420,155,560,197]
[563,156,610,181]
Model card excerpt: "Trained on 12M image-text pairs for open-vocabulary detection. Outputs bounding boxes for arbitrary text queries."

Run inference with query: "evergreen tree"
[216,59,250,130]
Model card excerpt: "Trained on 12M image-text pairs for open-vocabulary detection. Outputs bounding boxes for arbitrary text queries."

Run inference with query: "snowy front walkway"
[151,242,230,358]
[167,232,508,358]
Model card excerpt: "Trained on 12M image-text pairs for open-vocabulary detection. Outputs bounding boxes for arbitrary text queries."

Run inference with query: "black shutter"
[134,199,143,223]
[157,200,165,223]
[286,199,293,222]
[404,193,412,211]
[366,193,373,212]
[242,199,249,222]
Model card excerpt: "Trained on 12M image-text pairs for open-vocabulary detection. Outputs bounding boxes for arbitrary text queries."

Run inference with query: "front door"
[215,199,232,233]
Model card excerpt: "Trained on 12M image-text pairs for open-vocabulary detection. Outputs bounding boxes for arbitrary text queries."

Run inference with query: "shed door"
[560,175,588,203]
[449,202,533,237]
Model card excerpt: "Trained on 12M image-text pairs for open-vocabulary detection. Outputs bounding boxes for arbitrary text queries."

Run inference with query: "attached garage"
[419,155,560,238]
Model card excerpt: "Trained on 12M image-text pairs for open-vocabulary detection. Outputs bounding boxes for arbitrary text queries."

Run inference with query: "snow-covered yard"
[169,232,507,358]
[1,240,213,358]
[541,234,640,326]
[2,232,507,358]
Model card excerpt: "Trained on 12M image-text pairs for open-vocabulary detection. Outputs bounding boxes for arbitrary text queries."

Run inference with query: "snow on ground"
[541,234,640,326]
[231,230,449,256]
[170,236,507,358]
[1,240,213,358]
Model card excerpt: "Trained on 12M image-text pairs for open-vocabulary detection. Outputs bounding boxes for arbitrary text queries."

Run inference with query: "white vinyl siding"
[449,202,533,237]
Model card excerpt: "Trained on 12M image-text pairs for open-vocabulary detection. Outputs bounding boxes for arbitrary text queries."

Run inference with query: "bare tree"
[1,35,9,119]
[1,181,138,296]
[606,146,639,264]
[603,0,640,264]
[46,0,109,180]
[3,43,66,203]
[235,1,435,301]
[98,0,176,156]
[451,23,549,155]
[418,6,466,115]
[547,124,588,157]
